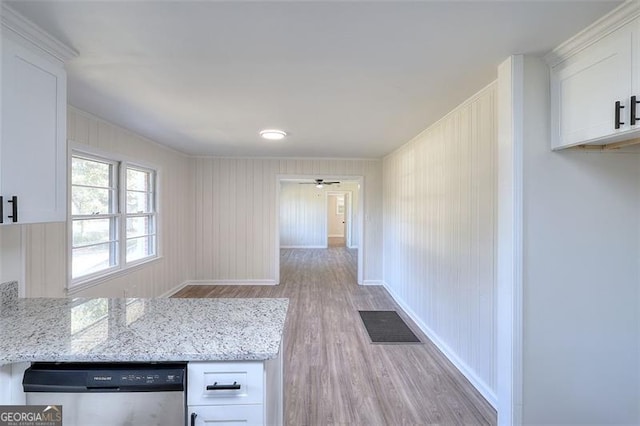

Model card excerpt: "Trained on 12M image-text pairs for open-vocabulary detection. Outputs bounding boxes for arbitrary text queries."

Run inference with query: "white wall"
[521,56,640,425]
[0,225,21,286]
[194,158,380,283]
[383,82,498,404]
[279,183,326,248]
[279,182,358,248]
[13,107,195,298]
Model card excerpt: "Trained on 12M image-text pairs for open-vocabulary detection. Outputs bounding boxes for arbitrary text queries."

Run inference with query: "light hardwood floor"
[174,247,497,425]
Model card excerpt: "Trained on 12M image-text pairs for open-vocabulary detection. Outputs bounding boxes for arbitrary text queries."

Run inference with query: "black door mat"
[358,310,421,344]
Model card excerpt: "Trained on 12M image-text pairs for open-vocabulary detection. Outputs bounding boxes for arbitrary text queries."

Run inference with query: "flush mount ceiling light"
[259,129,287,140]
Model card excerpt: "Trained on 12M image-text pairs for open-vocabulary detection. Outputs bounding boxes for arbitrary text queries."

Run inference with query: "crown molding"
[1,3,77,63]
[545,0,640,67]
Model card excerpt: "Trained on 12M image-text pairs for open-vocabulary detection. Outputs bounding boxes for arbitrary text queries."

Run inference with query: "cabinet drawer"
[188,361,264,405]
[188,404,263,426]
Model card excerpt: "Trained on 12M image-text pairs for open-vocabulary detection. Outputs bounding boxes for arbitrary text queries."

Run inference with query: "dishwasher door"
[23,362,186,426]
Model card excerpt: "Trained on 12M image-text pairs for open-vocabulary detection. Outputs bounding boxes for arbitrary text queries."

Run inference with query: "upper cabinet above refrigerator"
[548,2,640,150]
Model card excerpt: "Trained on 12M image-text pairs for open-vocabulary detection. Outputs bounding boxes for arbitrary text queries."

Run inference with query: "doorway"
[275,175,363,285]
[326,191,351,248]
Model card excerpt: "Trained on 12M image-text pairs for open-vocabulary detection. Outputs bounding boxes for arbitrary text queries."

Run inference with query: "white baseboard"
[185,279,278,286]
[327,234,345,238]
[361,280,383,286]
[381,281,498,409]
[280,245,326,249]
[159,281,190,298]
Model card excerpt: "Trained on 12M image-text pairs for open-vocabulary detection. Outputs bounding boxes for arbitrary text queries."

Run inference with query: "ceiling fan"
[299,178,341,188]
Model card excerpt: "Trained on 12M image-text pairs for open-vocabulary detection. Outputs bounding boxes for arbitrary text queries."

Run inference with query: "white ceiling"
[7,1,620,158]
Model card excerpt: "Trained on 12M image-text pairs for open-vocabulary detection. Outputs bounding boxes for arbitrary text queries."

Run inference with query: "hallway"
[174,247,496,425]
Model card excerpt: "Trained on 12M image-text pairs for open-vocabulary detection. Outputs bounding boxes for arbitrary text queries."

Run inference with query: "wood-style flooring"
[174,247,497,425]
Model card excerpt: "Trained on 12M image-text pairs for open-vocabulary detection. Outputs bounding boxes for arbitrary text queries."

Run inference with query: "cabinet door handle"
[631,96,639,126]
[190,412,197,426]
[615,101,625,129]
[206,381,241,390]
[7,196,18,223]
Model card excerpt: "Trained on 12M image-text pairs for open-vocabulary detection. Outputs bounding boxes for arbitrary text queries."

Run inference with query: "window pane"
[72,157,111,187]
[127,169,149,191]
[126,216,153,238]
[126,191,151,213]
[73,218,113,246]
[126,236,155,263]
[72,242,117,278]
[72,187,112,215]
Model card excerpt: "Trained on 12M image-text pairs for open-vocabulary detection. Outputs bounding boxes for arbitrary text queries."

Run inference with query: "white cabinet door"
[1,37,67,224]
[188,404,264,426]
[551,21,634,149]
[631,19,640,127]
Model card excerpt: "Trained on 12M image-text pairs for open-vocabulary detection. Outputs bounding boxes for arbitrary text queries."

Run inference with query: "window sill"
[66,256,163,296]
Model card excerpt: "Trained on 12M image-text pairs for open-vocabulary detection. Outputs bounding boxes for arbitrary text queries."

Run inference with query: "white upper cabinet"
[548,4,640,150]
[0,5,75,224]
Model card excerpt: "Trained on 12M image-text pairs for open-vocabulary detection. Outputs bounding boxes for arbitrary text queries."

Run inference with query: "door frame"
[275,175,364,285]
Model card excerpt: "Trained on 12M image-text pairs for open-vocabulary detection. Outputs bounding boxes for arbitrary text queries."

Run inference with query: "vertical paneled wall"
[194,158,381,283]
[382,82,497,402]
[279,182,359,248]
[21,107,195,298]
[279,183,326,248]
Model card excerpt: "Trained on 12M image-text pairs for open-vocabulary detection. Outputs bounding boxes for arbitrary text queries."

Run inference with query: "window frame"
[123,164,158,266]
[68,144,160,292]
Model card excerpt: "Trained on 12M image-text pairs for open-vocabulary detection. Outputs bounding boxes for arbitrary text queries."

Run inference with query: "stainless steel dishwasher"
[23,362,186,426]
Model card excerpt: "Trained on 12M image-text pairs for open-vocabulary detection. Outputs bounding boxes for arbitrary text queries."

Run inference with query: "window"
[71,152,157,285]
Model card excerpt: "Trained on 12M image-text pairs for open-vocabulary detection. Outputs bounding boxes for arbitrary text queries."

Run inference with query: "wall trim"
[280,245,327,249]
[382,281,498,408]
[184,279,278,286]
[496,55,524,426]
[69,106,191,158]
[158,281,190,298]
[383,80,498,162]
[362,280,383,286]
[1,4,77,63]
[327,234,344,238]
[544,0,640,66]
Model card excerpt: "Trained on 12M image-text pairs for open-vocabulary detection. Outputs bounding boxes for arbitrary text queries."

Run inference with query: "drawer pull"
[190,412,197,426]
[7,196,17,223]
[615,101,625,129]
[631,96,639,126]
[206,381,241,390]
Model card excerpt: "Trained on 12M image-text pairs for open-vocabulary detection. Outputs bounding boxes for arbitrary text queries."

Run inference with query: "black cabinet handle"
[206,381,241,390]
[631,96,639,126]
[190,412,197,426]
[0,196,3,224]
[7,196,17,223]
[615,101,625,129]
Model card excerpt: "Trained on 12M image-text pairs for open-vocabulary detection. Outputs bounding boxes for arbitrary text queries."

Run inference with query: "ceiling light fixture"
[260,129,287,140]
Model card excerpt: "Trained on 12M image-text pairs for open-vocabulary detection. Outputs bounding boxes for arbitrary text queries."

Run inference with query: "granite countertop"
[0,282,288,365]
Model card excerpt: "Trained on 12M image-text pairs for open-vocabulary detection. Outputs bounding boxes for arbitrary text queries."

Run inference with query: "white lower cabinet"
[189,404,264,426]
[187,356,282,426]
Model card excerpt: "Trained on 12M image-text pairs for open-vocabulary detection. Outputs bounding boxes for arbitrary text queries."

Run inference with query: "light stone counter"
[0,282,288,365]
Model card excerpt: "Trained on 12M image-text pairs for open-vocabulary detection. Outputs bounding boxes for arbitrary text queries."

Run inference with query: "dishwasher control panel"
[23,362,186,392]
[87,368,185,388]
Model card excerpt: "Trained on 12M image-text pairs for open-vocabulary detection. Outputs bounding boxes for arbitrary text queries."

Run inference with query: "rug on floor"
[358,310,421,344]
